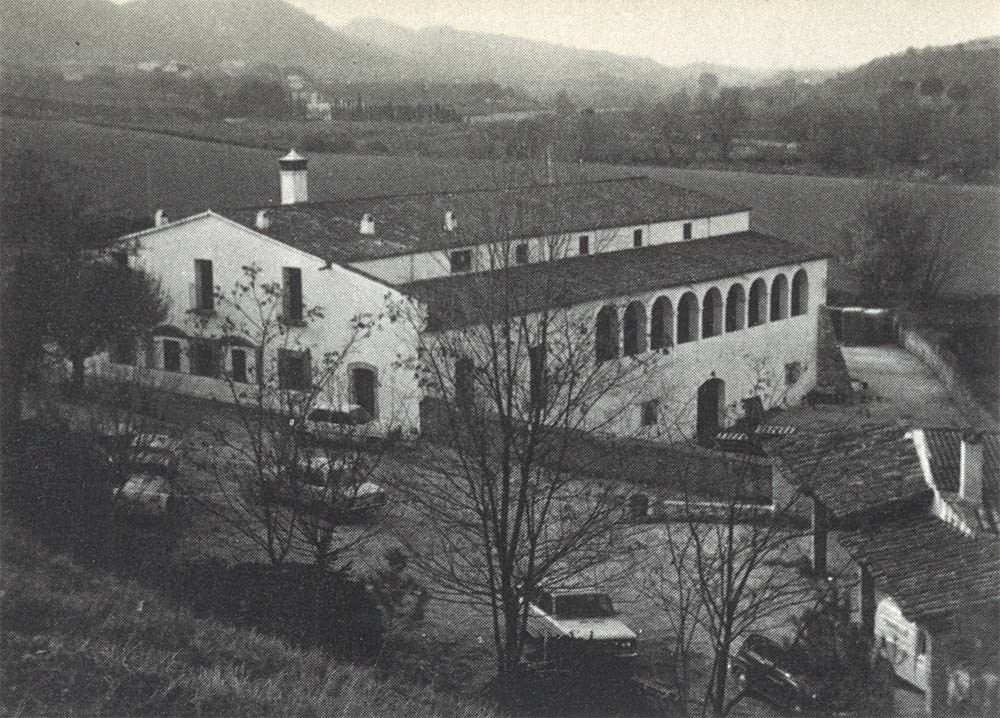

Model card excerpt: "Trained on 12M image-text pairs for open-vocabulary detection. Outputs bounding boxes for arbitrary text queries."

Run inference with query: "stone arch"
[650,296,674,350]
[792,269,810,316]
[595,305,620,363]
[726,284,746,332]
[623,301,648,356]
[770,273,789,320]
[748,278,768,327]
[677,291,699,344]
[702,287,723,338]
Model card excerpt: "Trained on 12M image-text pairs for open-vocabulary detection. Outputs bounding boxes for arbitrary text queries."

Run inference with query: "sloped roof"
[767,423,930,519]
[838,515,1000,622]
[922,428,1000,494]
[403,231,828,330]
[218,176,749,264]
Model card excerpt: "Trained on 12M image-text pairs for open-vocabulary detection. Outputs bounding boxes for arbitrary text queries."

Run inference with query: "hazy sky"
[289,0,998,69]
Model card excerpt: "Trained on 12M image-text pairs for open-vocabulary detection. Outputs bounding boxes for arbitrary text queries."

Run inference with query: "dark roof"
[219,177,749,264]
[403,231,828,330]
[767,423,930,519]
[838,515,1000,622]
[922,428,1000,494]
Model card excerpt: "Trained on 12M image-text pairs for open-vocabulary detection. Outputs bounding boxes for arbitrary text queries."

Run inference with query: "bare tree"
[846,182,958,305]
[184,263,407,570]
[392,170,656,688]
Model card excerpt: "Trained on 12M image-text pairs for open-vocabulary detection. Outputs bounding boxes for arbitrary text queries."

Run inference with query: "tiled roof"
[922,428,1000,494]
[838,515,1000,622]
[219,177,749,263]
[766,423,930,519]
[403,231,828,330]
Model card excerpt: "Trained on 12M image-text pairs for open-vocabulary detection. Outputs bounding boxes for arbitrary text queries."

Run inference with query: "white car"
[525,588,638,665]
[117,471,176,518]
[264,450,387,517]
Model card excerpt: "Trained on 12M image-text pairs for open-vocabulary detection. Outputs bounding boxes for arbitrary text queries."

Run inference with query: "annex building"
[102,150,829,442]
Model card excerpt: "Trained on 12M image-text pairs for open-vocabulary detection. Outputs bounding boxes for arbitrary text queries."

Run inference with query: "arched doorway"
[696,377,725,439]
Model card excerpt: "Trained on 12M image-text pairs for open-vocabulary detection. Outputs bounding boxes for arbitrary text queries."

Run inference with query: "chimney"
[255,210,270,231]
[960,431,984,505]
[154,209,169,227]
[359,213,375,235]
[279,149,308,205]
[444,210,457,232]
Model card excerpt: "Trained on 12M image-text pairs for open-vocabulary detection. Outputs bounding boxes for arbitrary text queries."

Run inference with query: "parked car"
[525,588,638,666]
[95,426,181,478]
[292,403,374,442]
[115,471,177,519]
[730,633,822,715]
[263,450,387,518]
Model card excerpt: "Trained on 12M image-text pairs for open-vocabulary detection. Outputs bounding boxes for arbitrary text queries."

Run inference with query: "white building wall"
[424,257,825,442]
[350,210,752,285]
[94,213,423,437]
[875,594,929,691]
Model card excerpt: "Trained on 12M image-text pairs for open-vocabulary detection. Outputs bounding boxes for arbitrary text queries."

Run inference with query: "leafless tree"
[845,182,958,305]
[184,263,407,570]
[391,167,657,688]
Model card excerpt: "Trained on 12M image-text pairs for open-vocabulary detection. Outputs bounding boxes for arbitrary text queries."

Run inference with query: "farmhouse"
[769,424,1000,714]
[103,150,830,441]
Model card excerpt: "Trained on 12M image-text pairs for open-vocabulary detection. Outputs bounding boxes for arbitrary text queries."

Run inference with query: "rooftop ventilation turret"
[359,213,375,235]
[444,210,457,231]
[279,149,308,205]
[255,210,270,231]
[154,209,169,227]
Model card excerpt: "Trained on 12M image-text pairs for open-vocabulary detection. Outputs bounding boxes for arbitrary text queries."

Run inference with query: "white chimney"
[444,210,457,231]
[154,209,169,227]
[359,213,375,235]
[960,431,984,505]
[255,209,270,231]
[279,149,308,205]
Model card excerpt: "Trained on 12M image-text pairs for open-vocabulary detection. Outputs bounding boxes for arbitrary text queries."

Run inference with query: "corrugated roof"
[403,231,828,330]
[838,515,1000,622]
[219,176,749,263]
[767,423,930,519]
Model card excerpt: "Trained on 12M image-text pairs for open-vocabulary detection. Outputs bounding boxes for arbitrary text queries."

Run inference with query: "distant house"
[769,425,1000,714]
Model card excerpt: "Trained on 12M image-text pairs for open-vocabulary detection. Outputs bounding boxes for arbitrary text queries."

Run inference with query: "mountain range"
[0,0,837,100]
[2,0,994,105]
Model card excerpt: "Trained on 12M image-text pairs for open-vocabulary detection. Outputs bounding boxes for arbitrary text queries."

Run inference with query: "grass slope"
[0,520,495,718]
[3,116,998,298]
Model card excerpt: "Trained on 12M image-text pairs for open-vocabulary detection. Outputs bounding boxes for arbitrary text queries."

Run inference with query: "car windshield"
[554,594,615,618]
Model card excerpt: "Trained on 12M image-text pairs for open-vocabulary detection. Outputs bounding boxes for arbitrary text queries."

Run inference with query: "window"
[111,335,135,365]
[191,341,216,377]
[633,228,644,247]
[194,259,214,311]
[163,340,181,372]
[595,305,620,363]
[682,222,693,240]
[350,365,377,418]
[677,292,699,344]
[641,399,659,427]
[514,243,529,265]
[278,349,310,390]
[231,348,249,383]
[579,235,590,255]
[791,269,809,316]
[650,297,674,350]
[623,301,647,356]
[785,362,803,386]
[529,344,546,408]
[282,267,303,322]
[455,356,475,407]
[450,249,472,273]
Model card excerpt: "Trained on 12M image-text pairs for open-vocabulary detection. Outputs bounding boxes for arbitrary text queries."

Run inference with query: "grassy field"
[0,517,495,718]
[3,115,998,298]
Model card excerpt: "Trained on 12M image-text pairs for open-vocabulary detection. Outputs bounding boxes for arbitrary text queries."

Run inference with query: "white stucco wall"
[423,257,826,443]
[875,594,930,691]
[95,213,423,437]
[350,210,752,284]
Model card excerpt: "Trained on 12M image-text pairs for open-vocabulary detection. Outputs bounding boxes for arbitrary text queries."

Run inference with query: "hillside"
[0,0,398,79]
[816,37,1000,110]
